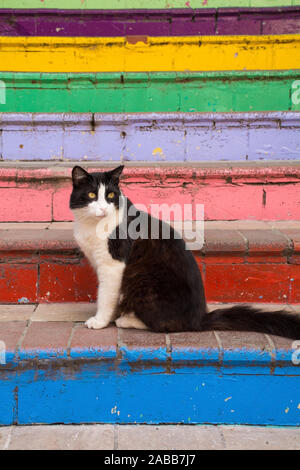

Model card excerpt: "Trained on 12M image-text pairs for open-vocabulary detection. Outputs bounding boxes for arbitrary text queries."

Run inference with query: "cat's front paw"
[85,316,109,330]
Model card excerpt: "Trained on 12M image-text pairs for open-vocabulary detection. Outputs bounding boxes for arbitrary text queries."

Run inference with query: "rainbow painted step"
[0,112,300,162]
[0,72,299,113]
[0,220,300,304]
[1,7,300,36]
[1,317,299,425]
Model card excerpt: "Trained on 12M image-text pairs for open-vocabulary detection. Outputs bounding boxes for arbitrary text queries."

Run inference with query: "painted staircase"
[0,1,300,427]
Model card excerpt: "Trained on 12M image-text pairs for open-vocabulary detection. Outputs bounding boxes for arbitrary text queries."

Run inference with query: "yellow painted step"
[0,35,300,72]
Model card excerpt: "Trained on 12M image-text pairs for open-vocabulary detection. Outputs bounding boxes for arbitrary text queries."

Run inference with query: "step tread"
[0,301,298,321]
[0,303,299,367]
[2,423,300,451]
[0,221,299,254]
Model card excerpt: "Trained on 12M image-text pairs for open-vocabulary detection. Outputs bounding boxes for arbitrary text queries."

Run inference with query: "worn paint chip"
[152,147,165,158]
[126,35,148,45]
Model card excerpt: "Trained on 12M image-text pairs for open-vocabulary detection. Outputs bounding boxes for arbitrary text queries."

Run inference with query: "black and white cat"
[70,165,300,339]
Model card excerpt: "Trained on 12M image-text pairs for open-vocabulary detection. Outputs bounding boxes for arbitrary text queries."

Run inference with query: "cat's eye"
[107,192,115,199]
[88,192,96,199]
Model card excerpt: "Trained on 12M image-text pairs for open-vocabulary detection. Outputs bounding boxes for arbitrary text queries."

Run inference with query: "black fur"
[70,166,300,339]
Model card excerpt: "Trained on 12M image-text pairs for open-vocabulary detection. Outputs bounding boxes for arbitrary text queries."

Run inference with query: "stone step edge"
[2,160,300,168]
[1,111,300,126]
[0,221,299,259]
[2,162,300,180]
[1,310,299,369]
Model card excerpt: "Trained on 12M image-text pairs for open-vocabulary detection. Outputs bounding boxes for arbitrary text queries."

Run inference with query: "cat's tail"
[201,305,300,339]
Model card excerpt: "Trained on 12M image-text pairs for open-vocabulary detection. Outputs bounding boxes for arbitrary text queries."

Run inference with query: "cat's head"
[70,165,124,219]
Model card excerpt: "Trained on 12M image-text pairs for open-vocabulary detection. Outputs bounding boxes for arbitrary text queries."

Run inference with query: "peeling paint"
[18,297,30,304]
[152,147,165,159]
[111,405,120,416]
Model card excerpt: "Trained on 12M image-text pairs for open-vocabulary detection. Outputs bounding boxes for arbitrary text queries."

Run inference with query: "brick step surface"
[0,220,299,304]
[0,302,299,426]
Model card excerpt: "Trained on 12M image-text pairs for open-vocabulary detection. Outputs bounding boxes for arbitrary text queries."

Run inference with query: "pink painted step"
[0,163,300,222]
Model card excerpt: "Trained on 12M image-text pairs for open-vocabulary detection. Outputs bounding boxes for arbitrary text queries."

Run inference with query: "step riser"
[1,35,299,73]
[1,71,299,113]
[1,251,300,304]
[1,7,300,36]
[2,360,299,426]
[1,166,300,222]
[1,112,300,162]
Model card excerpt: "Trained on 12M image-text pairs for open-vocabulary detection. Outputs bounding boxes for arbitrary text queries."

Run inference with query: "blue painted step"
[1,320,299,426]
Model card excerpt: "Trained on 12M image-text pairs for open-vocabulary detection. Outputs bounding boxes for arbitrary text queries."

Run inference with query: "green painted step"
[0,0,299,9]
[1,71,300,113]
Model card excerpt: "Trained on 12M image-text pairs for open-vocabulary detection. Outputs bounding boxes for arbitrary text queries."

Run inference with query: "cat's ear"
[72,166,91,186]
[107,165,124,183]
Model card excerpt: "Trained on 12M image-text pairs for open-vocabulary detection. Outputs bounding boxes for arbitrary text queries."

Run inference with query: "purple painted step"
[1,112,300,161]
[0,7,300,36]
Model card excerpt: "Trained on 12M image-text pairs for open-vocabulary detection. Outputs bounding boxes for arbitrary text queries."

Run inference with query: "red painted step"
[0,221,299,304]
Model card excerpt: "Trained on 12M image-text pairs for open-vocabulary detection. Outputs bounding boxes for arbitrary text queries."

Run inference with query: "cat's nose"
[96,207,108,217]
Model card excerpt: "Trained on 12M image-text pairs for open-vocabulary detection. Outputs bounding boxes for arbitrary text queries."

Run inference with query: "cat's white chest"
[74,220,112,269]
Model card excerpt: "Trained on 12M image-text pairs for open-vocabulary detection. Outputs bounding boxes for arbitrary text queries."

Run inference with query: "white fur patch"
[87,184,108,218]
[72,188,127,329]
[115,313,148,330]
